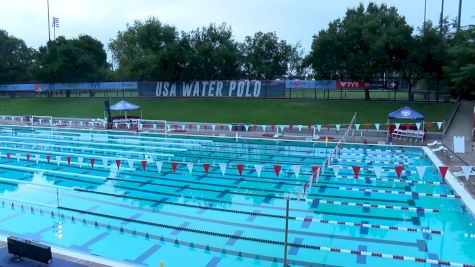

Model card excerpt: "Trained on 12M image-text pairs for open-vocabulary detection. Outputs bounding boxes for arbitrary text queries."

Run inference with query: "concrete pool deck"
[0,237,131,267]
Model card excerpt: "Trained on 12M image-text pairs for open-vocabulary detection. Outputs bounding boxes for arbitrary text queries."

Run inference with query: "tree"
[36,35,109,82]
[444,25,475,98]
[307,3,413,100]
[305,22,341,79]
[181,23,240,80]
[240,32,292,79]
[286,42,309,79]
[416,22,449,101]
[0,30,35,83]
[109,17,185,81]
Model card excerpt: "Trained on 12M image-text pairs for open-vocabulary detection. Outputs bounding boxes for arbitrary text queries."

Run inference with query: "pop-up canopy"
[387,106,424,120]
[386,106,425,141]
[110,100,141,119]
[110,100,141,111]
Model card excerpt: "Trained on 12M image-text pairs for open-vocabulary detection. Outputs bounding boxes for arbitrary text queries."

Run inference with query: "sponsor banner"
[285,80,336,89]
[368,81,400,89]
[138,80,285,98]
[0,82,137,92]
[0,84,35,92]
[46,81,138,91]
[336,80,365,89]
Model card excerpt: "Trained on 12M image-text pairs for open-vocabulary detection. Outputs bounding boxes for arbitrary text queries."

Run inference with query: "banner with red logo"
[336,80,365,89]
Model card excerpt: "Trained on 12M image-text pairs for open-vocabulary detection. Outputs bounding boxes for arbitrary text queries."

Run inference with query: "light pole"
[52,17,59,39]
[424,0,427,27]
[439,0,445,33]
[47,0,51,41]
[457,0,463,31]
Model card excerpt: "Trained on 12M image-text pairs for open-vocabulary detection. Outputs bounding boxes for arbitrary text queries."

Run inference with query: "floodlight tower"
[439,0,444,33]
[47,0,51,41]
[457,0,463,31]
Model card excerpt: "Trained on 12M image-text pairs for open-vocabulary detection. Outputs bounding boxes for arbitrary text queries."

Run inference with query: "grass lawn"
[0,98,454,124]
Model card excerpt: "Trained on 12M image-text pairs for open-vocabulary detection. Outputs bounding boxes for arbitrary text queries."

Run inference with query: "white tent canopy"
[109,100,141,119]
[110,100,141,111]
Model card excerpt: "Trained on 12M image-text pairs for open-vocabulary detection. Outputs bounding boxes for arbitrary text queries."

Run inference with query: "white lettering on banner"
[201,81,209,97]
[245,80,252,97]
[155,82,176,97]
[216,81,223,97]
[163,82,170,96]
[153,80,265,98]
[183,82,193,96]
[342,82,359,88]
[193,82,200,96]
[228,81,236,97]
[237,81,245,97]
[253,81,261,97]
[209,81,216,97]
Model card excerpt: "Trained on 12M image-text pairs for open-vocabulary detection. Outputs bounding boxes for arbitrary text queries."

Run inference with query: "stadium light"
[424,0,427,27]
[47,0,51,41]
[439,0,444,33]
[52,17,59,39]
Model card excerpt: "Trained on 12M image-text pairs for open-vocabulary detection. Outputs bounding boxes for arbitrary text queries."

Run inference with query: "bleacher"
[392,128,425,142]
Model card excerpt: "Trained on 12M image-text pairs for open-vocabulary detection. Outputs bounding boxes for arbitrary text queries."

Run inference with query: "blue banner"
[285,80,336,89]
[0,82,137,92]
[0,84,35,91]
[138,80,285,98]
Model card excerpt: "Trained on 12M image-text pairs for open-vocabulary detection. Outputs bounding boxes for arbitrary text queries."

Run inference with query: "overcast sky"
[1,0,474,58]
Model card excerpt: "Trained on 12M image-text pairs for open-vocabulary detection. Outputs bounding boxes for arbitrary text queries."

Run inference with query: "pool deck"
[423,146,475,218]
[442,100,475,166]
[0,237,133,267]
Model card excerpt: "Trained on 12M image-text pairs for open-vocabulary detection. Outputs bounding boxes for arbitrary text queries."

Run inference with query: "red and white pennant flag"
[461,166,473,180]
[102,158,108,169]
[416,166,427,180]
[186,162,194,174]
[291,165,302,178]
[254,164,263,178]
[373,166,382,179]
[219,163,227,175]
[273,165,281,177]
[332,165,340,177]
[127,159,135,170]
[156,161,163,173]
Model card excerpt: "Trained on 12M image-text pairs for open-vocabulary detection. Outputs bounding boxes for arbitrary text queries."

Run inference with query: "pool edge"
[422,146,475,219]
[0,234,136,267]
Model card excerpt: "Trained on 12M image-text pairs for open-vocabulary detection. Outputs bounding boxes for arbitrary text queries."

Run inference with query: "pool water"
[0,125,474,267]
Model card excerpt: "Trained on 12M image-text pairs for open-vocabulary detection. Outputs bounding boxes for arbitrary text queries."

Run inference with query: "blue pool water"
[0,125,474,267]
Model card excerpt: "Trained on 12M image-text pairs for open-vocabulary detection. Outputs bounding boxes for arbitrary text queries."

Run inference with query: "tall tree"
[417,22,449,101]
[0,30,35,83]
[444,25,475,98]
[307,3,413,100]
[36,35,109,82]
[240,32,292,80]
[109,17,185,81]
[181,23,240,80]
[286,42,308,78]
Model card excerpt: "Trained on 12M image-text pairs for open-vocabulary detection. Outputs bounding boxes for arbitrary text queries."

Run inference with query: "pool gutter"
[422,146,475,219]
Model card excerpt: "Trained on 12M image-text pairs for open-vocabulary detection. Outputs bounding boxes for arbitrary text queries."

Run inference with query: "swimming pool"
[0,125,473,267]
